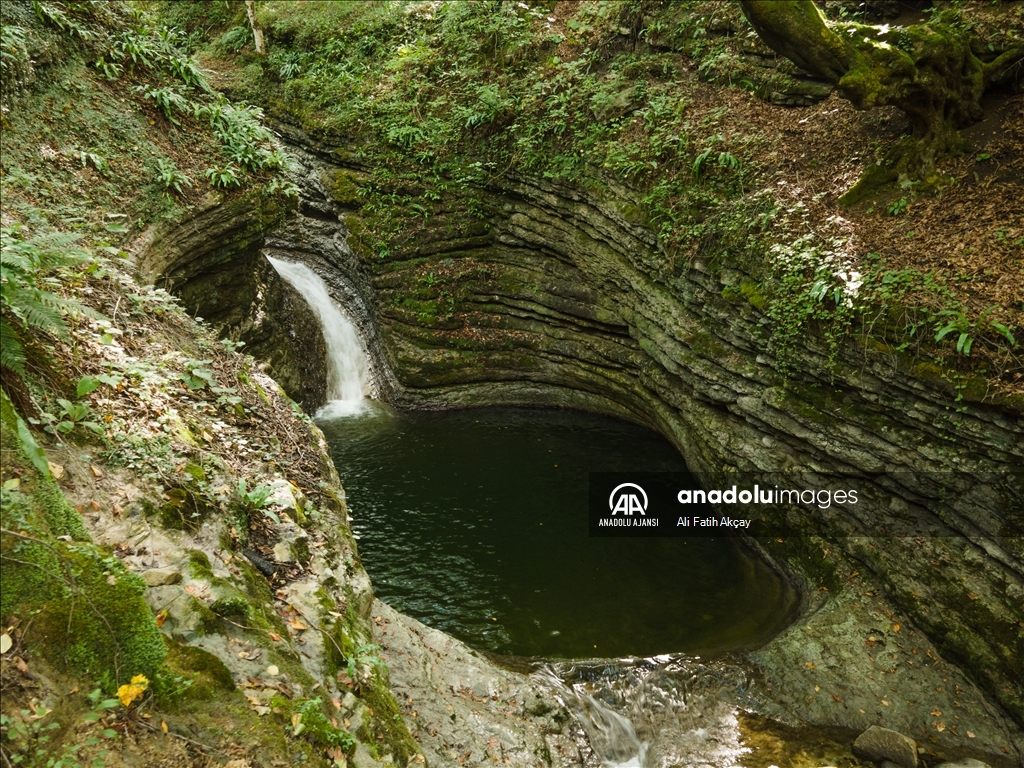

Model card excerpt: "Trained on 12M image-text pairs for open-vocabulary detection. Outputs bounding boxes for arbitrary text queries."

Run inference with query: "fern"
[0,223,103,384]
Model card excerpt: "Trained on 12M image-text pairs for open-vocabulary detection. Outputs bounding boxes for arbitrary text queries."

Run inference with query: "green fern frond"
[9,294,69,339]
[0,317,27,375]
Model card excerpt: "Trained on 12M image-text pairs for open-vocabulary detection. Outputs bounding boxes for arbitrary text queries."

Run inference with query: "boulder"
[851,726,918,768]
[142,567,182,587]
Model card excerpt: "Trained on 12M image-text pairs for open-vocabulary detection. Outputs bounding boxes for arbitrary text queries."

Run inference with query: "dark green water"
[319,404,794,659]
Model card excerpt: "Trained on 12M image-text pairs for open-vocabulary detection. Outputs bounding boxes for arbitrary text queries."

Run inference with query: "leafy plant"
[934,305,1016,357]
[344,643,387,694]
[0,687,119,768]
[0,388,49,477]
[179,360,215,390]
[133,84,188,124]
[236,478,278,523]
[887,197,908,216]
[76,150,110,175]
[44,397,103,436]
[155,158,192,196]
[204,165,241,189]
[1,225,99,378]
[288,697,355,752]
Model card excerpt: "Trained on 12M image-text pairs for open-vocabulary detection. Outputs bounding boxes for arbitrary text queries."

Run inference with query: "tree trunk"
[245,0,265,56]
[739,0,1023,196]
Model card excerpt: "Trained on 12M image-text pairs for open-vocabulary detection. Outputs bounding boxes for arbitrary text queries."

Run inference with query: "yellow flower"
[116,674,150,707]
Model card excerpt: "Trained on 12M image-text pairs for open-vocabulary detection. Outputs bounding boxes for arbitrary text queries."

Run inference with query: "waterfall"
[266,256,370,417]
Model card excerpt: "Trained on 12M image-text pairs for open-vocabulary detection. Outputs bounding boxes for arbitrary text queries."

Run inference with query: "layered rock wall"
[135,133,1023,752]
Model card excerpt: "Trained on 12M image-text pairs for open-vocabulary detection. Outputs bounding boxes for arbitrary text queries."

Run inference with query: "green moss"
[35,476,90,541]
[183,462,207,483]
[22,542,167,689]
[323,168,363,206]
[233,557,291,637]
[188,549,215,579]
[159,484,217,531]
[210,593,253,620]
[0,506,63,619]
[739,279,767,311]
[838,161,895,206]
[160,640,236,702]
[358,672,422,765]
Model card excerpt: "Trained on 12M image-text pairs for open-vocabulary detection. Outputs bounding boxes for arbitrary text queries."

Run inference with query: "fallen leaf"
[90,500,101,510]
[931,709,942,716]
[804,661,816,669]
[831,693,841,703]
[289,618,308,631]
[48,462,65,480]
[291,712,304,736]
[0,633,12,655]
[155,610,168,628]
[892,623,900,633]
[936,721,946,732]
[90,465,103,478]
[268,631,281,642]
[16,657,29,675]
[967,731,975,738]
[161,720,168,733]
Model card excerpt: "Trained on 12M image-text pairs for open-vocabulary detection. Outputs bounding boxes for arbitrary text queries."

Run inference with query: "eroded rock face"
[371,601,593,768]
[133,132,1023,762]
[131,192,327,412]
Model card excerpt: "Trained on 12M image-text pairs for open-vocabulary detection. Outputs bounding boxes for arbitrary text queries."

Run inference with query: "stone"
[142,567,182,587]
[933,760,991,768]
[851,726,918,768]
[272,540,294,563]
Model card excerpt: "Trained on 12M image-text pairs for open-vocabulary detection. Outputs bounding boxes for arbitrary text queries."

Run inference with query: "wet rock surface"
[371,600,592,768]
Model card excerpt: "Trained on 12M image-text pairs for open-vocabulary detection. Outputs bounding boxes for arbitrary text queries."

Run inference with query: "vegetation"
[740,0,1024,189]
[201,0,1021,396]
[2,0,1022,763]
[1,2,415,765]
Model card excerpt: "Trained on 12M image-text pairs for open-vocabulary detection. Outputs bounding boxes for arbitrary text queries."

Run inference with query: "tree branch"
[738,0,853,82]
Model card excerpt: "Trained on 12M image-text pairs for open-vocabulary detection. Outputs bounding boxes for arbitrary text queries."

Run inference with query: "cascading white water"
[266,256,370,417]
[535,656,758,768]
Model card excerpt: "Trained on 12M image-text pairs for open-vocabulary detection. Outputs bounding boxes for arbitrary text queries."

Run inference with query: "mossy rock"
[161,640,236,700]
[34,476,90,541]
[323,168,364,206]
[158,483,218,531]
[16,541,167,688]
[187,549,215,580]
[210,593,253,620]
[357,671,422,766]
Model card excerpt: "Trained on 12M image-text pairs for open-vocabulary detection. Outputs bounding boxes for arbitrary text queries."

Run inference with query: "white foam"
[267,256,370,413]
